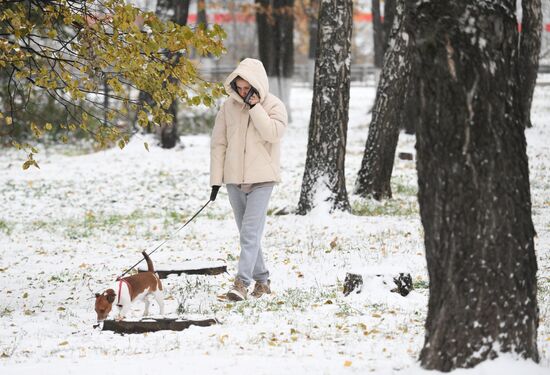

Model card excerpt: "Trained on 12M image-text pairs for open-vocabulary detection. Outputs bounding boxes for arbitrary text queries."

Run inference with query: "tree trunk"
[297,0,353,215]
[255,0,294,118]
[409,0,539,370]
[372,0,384,68]
[154,0,191,148]
[355,0,413,200]
[382,0,396,51]
[307,0,319,84]
[401,73,419,135]
[518,0,542,128]
[197,0,207,26]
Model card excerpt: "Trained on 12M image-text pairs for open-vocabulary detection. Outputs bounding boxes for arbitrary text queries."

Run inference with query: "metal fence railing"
[199,63,550,87]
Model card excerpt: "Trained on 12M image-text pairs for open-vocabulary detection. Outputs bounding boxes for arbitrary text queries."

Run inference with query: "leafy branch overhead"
[0,0,227,165]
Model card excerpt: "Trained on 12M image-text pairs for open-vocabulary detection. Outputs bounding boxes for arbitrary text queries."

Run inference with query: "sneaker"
[226,278,248,301]
[251,280,271,298]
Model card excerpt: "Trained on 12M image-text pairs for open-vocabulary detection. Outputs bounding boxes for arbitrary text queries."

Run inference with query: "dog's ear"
[95,293,100,298]
[105,289,116,304]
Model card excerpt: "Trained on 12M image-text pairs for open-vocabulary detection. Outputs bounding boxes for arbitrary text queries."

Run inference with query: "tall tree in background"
[355,0,412,200]
[409,0,540,370]
[197,0,207,26]
[382,0,418,135]
[372,0,384,68]
[297,0,353,214]
[372,0,396,68]
[382,0,396,50]
[307,0,320,83]
[255,0,294,117]
[519,0,542,128]
[154,0,191,148]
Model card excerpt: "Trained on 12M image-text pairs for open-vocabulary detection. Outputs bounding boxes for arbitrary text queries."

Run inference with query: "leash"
[117,199,212,279]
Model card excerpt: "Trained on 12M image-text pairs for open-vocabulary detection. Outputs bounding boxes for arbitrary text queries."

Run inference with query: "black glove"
[210,185,221,201]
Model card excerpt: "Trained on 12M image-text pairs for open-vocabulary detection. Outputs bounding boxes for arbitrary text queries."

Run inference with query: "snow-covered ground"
[0,85,548,374]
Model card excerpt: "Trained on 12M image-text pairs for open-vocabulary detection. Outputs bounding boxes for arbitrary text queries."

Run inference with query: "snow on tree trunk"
[518,0,542,128]
[255,0,294,119]
[355,0,413,200]
[297,0,353,215]
[408,0,540,370]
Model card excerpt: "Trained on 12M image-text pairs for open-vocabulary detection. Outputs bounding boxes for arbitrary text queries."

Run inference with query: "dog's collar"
[116,278,132,306]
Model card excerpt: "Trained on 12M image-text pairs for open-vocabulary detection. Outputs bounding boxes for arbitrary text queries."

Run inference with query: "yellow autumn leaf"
[218,334,228,345]
[344,360,352,367]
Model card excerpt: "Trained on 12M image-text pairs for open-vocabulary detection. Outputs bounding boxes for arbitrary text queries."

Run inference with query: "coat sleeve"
[210,104,227,186]
[248,99,287,143]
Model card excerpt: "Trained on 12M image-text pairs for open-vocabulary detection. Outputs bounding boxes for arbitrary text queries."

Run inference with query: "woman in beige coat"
[210,58,288,301]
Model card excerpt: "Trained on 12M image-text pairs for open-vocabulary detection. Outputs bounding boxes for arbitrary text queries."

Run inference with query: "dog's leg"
[143,296,150,317]
[154,291,165,316]
[117,304,130,321]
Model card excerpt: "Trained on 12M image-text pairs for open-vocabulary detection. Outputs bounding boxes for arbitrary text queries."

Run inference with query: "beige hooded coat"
[210,58,288,186]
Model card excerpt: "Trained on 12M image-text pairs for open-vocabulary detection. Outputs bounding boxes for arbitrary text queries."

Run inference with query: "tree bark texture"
[297,0,353,214]
[355,0,413,200]
[401,72,419,135]
[518,0,542,128]
[409,0,539,370]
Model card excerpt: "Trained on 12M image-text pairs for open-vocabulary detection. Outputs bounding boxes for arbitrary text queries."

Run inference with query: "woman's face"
[234,78,251,99]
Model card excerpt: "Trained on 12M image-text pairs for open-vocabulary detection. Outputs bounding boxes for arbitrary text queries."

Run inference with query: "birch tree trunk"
[297,0,353,214]
[255,0,294,116]
[408,0,540,370]
[355,0,412,200]
[519,0,542,128]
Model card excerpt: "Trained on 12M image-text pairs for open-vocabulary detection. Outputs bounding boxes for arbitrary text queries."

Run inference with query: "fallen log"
[102,318,218,334]
[138,260,227,279]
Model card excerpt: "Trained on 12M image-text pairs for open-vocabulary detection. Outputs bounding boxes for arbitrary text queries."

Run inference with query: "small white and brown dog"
[95,251,164,323]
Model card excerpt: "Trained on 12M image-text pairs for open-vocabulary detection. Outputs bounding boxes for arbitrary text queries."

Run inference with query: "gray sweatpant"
[226,184,273,287]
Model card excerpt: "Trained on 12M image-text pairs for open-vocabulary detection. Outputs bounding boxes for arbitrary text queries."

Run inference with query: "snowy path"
[0,86,548,374]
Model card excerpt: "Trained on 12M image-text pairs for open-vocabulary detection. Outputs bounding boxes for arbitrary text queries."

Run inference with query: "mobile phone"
[244,87,259,105]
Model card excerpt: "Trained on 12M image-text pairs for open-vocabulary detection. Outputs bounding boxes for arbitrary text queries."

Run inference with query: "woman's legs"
[227,185,273,287]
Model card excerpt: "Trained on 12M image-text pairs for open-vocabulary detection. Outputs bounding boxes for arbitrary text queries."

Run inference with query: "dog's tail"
[142,251,154,272]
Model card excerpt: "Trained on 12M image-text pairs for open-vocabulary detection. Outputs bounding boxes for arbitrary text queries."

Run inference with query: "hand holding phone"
[244,87,260,107]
